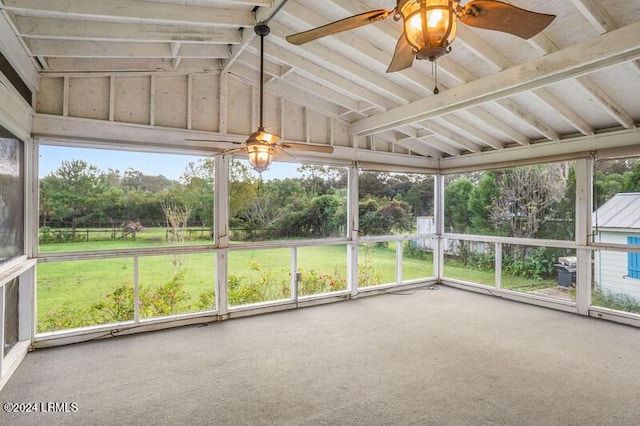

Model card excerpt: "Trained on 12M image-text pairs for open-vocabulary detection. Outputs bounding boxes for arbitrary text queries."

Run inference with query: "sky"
[39,145,300,181]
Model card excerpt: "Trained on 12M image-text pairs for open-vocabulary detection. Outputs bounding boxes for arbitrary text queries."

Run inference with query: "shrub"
[38,272,193,332]
[592,289,640,314]
[403,243,432,261]
[298,269,347,296]
[503,247,556,280]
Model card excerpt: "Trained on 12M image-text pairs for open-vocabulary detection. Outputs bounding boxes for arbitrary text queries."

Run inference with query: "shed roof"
[594,193,640,230]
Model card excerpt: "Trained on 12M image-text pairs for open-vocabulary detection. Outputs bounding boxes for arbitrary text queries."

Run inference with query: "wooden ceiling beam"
[14,16,242,43]
[351,21,640,136]
[2,0,254,28]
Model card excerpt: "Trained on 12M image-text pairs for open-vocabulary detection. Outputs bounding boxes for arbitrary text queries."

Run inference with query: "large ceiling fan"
[194,23,334,173]
[286,0,555,73]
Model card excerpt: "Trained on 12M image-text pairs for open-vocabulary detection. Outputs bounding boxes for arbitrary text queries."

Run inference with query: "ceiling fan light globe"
[400,0,456,61]
[247,144,273,173]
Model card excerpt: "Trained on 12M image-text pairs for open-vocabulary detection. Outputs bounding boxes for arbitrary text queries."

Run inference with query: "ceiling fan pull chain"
[433,61,440,95]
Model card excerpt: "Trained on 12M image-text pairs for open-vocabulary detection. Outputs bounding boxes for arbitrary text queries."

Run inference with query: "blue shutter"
[628,236,640,279]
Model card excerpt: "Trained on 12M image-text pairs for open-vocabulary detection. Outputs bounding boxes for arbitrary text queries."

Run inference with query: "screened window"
[0,129,24,264]
[229,161,347,242]
[445,162,575,240]
[38,145,213,253]
[359,171,433,236]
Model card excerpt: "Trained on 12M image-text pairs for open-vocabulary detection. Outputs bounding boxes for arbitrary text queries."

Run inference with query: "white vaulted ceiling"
[1,0,639,168]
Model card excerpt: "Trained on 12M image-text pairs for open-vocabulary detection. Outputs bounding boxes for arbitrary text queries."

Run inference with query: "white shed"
[593,193,640,301]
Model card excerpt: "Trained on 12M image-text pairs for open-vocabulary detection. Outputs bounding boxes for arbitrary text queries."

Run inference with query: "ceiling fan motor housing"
[254,23,271,37]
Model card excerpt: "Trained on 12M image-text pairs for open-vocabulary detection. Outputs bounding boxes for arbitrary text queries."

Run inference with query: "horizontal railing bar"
[444,233,577,249]
[589,242,640,252]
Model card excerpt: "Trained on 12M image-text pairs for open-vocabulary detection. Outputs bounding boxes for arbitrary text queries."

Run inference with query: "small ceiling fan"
[286,0,555,73]
[215,23,334,173]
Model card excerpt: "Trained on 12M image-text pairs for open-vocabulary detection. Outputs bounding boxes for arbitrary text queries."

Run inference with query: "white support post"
[214,155,229,248]
[216,251,228,316]
[347,163,359,297]
[133,256,140,323]
[18,268,34,342]
[575,157,593,315]
[27,138,38,259]
[215,155,230,315]
[434,174,445,280]
[0,286,5,376]
[290,247,298,302]
[396,241,403,284]
[495,242,503,290]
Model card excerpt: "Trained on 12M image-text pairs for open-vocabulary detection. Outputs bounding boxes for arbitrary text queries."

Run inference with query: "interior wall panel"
[283,101,304,143]
[35,78,63,116]
[155,76,188,129]
[114,76,151,125]
[308,111,328,144]
[226,77,253,136]
[333,121,350,147]
[262,92,279,136]
[68,77,109,121]
[191,74,220,132]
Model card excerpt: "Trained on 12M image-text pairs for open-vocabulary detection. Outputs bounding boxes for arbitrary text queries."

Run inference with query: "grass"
[36,238,563,332]
[36,242,433,322]
[444,257,558,292]
[38,227,212,253]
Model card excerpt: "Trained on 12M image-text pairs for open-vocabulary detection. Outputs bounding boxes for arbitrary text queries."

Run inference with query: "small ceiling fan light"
[399,0,457,61]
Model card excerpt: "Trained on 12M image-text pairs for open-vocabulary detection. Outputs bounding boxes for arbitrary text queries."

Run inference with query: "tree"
[298,194,343,237]
[468,172,498,234]
[43,159,110,229]
[297,164,347,196]
[489,164,566,239]
[404,175,434,216]
[180,159,215,228]
[621,160,640,193]
[359,199,412,236]
[229,160,259,226]
[444,177,473,233]
[161,198,191,272]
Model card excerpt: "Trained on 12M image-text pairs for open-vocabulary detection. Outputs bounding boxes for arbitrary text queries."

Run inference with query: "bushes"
[38,272,213,332]
[502,248,557,280]
[454,245,561,281]
[39,259,361,332]
[298,269,347,296]
[592,289,640,314]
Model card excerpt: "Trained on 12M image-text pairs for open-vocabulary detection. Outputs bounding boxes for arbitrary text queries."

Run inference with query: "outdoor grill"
[554,256,577,289]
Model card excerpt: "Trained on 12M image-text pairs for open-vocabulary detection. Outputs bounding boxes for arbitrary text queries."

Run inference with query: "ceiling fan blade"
[272,147,296,159]
[386,35,415,73]
[286,9,392,45]
[279,142,335,154]
[459,0,555,39]
[185,139,243,145]
[215,147,245,156]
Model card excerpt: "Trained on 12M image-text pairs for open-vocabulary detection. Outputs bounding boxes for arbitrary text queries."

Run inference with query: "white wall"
[594,230,640,301]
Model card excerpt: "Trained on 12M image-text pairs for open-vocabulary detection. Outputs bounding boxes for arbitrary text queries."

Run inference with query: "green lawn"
[444,257,557,292]
[38,227,212,253]
[36,238,558,332]
[37,242,435,331]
